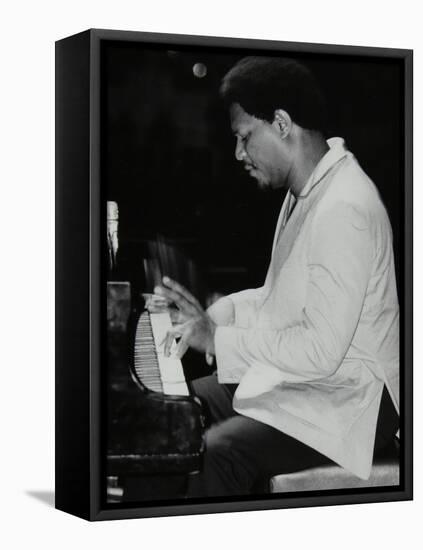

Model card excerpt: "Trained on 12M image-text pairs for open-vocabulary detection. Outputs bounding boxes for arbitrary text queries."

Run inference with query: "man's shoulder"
[319,153,385,214]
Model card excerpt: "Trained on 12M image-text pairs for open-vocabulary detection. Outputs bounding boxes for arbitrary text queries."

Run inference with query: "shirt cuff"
[207,296,235,326]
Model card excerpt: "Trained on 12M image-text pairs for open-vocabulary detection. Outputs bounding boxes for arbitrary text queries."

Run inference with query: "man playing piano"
[153,57,400,498]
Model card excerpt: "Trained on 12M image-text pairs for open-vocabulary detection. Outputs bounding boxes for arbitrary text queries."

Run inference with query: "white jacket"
[213,138,399,479]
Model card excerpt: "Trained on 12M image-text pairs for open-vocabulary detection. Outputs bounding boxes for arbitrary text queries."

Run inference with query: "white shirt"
[212,138,399,479]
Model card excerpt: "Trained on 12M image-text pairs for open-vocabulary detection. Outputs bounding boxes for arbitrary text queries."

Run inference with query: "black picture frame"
[55,28,413,521]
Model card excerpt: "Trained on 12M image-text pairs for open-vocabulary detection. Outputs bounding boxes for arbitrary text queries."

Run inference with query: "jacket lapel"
[261,194,306,303]
[260,138,349,306]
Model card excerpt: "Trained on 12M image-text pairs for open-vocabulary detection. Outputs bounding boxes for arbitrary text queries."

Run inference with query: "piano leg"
[106,476,124,503]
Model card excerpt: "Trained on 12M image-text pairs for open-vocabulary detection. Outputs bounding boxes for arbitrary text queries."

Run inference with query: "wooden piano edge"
[107,451,203,475]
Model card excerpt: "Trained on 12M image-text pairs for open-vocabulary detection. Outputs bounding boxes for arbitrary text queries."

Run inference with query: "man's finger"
[176,336,190,360]
[143,293,170,313]
[154,285,198,315]
[147,302,171,313]
[163,331,175,357]
[161,327,181,357]
[162,276,203,311]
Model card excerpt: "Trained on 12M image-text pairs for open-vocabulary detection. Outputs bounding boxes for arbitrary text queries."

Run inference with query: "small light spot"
[192,62,207,78]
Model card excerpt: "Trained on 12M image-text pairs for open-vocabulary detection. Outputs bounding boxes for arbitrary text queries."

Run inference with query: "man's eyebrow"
[230,122,241,135]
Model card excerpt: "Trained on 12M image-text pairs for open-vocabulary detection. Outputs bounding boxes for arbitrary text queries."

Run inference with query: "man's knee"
[192,375,237,425]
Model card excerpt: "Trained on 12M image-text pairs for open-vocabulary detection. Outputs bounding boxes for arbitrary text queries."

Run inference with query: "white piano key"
[162,381,190,396]
[156,354,187,383]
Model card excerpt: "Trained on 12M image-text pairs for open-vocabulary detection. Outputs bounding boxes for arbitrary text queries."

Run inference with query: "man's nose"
[235,138,246,162]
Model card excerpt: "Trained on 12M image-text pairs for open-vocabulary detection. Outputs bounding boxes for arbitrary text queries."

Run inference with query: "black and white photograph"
[100,33,411,512]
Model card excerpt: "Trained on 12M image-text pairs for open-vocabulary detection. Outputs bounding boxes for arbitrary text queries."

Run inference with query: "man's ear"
[272,109,292,139]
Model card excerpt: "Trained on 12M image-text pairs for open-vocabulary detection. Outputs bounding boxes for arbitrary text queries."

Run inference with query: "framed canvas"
[55,28,413,521]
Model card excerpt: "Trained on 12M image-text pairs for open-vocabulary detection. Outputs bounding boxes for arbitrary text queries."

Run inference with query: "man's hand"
[154,277,217,363]
[143,292,188,324]
[142,293,170,313]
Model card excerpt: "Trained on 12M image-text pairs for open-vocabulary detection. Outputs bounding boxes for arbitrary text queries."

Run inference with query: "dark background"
[102,40,403,304]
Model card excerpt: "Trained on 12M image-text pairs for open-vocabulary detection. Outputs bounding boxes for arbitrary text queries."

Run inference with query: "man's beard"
[254,172,271,190]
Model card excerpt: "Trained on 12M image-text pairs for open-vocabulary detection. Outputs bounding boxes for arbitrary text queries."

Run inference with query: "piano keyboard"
[133,311,190,396]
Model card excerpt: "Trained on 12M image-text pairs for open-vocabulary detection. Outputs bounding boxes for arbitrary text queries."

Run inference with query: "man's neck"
[288,131,329,198]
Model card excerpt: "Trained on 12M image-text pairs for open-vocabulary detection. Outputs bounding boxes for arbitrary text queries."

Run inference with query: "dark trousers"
[186,374,399,498]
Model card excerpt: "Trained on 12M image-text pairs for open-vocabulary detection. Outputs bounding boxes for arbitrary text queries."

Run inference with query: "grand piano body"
[106,281,206,502]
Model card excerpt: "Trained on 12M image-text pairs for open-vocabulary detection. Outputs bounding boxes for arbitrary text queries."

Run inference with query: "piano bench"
[269,458,400,493]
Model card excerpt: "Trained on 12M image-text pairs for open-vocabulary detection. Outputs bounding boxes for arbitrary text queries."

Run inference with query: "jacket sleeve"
[215,202,373,384]
[227,287,265,328]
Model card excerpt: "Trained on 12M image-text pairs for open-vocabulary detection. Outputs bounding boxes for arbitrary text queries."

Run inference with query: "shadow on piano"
[106,281,207,503]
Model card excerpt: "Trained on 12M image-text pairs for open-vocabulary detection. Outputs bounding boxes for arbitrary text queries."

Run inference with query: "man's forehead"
[230,103,254,133]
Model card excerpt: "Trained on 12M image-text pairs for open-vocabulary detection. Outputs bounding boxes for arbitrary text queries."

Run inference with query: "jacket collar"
[296,137,349,199]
